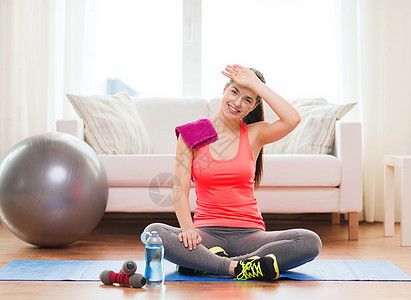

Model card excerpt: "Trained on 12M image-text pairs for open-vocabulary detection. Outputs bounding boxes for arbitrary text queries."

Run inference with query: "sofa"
[57,96,362,240]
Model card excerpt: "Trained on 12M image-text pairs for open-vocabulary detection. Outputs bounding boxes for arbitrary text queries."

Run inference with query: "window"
[92,0,339,101]
[92,0,182,97]
[202,0,339,101]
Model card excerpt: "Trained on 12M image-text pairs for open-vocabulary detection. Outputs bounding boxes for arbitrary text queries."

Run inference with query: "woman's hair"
[228,68,266,188]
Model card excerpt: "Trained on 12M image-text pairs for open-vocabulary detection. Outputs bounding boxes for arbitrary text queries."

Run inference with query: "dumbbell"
[99,270,146,288]
[122,260,137,275]
[99,260,146,288]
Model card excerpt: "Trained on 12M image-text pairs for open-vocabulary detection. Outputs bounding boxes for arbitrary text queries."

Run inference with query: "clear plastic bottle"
[140,231,165,285]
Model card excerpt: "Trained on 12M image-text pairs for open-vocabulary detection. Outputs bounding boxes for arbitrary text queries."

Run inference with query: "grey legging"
[144,223,322,276]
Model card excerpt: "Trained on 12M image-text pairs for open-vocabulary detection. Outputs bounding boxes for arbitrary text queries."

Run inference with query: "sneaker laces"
[236,257,263,280]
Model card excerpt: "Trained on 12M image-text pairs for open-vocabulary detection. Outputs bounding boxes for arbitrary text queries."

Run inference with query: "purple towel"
[175,119,218,149]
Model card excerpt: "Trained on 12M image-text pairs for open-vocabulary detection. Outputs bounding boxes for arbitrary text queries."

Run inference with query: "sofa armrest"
[335,120,362,212]
[56,119,85,141]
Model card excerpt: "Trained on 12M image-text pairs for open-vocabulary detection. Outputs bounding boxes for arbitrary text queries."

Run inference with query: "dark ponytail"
[242,68,266,188]
[243,100,264,188]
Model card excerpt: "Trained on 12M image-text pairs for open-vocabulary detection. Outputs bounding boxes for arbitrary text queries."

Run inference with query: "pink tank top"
[191,121,265,230]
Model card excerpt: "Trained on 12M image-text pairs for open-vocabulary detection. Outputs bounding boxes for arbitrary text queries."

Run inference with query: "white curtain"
[338,0,411,222]
[0,0,55,158]
[0,0,95,159]
[62,0,96,119]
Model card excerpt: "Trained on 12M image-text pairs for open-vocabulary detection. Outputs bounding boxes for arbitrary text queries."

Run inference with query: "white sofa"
[57,97,362,240]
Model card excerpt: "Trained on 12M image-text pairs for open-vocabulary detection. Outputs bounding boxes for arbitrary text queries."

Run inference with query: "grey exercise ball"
[0,132,108,247]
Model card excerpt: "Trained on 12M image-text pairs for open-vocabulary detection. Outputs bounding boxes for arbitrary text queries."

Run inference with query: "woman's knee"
[298,229,322,257]
[143,222,180,241]
[143,223,168,235]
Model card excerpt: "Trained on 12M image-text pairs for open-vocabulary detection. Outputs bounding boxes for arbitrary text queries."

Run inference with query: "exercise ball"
[0,132,108,247]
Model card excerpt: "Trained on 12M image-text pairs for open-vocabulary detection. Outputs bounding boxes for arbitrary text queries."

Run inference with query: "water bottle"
[140,231,165,285]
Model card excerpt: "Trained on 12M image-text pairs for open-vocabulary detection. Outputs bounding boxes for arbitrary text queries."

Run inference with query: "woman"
[144,64,322,280]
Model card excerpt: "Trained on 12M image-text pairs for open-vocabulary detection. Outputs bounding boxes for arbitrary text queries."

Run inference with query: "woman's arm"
[173,135,202,250]
[222,64,301,146]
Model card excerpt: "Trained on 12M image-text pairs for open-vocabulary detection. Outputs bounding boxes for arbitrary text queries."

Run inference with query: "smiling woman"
[141,65,321,281]
[224,85,258,115]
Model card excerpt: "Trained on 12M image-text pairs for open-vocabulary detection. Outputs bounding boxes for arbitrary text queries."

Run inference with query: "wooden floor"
[1,215,411,299]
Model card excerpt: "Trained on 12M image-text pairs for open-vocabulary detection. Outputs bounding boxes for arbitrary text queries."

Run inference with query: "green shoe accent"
[209,246,230,258]
[176,246,230,275]
[234,254,279,281]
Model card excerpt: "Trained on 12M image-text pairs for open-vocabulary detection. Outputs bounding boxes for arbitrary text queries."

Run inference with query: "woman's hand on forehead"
[221,64,260,88]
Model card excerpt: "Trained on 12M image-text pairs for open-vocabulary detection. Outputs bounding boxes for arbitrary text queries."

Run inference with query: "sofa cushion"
[255,188,340,213]
[264,98,357,154]
[106,187,198,212]
[133,97,209,154]
[100,154,341,188]
[66,91,151,154]
[261,154,341,187]
[99,154,177,187]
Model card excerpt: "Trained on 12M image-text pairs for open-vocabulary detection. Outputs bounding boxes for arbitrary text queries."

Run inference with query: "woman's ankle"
[229,261,238,276]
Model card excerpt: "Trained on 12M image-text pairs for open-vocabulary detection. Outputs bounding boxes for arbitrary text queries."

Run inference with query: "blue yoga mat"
[0,259,410,282]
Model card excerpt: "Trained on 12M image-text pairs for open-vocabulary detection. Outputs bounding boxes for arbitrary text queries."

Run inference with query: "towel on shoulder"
[175,118,218,150]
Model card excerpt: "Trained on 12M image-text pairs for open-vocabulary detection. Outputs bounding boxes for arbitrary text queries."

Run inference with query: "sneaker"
[176,246,229,275]
[234,254,279,281]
